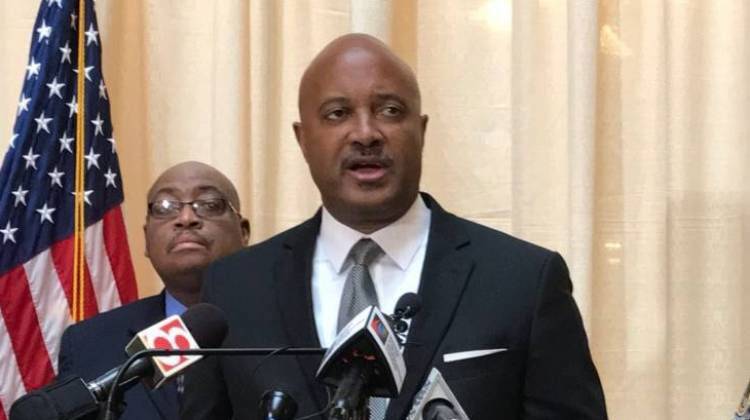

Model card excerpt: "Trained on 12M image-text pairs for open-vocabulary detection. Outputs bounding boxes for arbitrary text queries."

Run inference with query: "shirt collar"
[318,195,431,273]
[164,290,187,317]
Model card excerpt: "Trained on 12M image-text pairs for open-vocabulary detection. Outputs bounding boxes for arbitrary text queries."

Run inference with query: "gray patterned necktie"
[337,238,387,420]
[337,238,383,331]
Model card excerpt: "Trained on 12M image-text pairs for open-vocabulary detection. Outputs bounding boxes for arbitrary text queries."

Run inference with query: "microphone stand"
[102,347,326,420]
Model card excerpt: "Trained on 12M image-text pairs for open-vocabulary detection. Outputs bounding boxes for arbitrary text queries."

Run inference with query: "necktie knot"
[348,238,382,266]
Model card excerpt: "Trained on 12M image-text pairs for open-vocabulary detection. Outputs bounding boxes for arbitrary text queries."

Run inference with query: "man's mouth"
[169,234,209,252]
[344,158,391,183]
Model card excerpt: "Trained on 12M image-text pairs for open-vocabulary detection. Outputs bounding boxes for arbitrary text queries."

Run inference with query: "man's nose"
[349,112,384,148]
[174,204,202,229]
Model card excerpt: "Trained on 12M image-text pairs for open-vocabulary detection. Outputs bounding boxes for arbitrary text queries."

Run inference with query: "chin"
[171,257,212,273]
[344,189,413,219]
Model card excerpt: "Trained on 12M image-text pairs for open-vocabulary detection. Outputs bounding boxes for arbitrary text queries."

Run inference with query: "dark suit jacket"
[182,194,607,419]
[58,293,179,420]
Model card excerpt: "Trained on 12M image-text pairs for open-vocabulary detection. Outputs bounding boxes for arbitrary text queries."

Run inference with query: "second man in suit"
[58,161,250,420]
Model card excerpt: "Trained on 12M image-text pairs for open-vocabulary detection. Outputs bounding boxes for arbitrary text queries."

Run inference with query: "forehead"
[148,167,230,201]
[302,47,419,107]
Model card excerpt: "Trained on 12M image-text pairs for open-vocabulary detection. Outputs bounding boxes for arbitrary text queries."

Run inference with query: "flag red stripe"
[103,206,137,303]
[0,400,6,420]
[82,262,98,319]
[50,237,74,313]
[50,235,100,319]
[0,267,55,391]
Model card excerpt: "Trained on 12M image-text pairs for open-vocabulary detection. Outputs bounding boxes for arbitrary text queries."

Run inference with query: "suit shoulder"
[449,215,559,269]
[59,295,163,379]
[62,295,162,339]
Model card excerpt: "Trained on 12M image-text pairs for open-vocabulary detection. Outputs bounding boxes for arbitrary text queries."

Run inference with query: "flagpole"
[73,0,87,322]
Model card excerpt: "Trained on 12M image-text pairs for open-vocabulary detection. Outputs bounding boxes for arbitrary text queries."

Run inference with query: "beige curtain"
[1,0,748,418]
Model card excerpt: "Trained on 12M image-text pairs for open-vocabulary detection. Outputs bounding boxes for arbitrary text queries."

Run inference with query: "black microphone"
[394,292,421,320]
[8,376,100,420]
[259,390,298,420]
[9,303,228,420]
[316,306,408,419]
[390,293,422,335]
[405,368,469,420]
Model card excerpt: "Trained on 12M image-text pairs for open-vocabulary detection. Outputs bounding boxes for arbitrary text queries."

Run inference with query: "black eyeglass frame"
[146,198,240,220]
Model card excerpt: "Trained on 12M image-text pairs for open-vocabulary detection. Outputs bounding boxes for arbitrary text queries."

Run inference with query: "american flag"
[0,0,137,417]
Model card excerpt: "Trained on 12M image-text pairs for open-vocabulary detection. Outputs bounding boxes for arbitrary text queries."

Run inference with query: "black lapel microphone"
[390,292,422,338]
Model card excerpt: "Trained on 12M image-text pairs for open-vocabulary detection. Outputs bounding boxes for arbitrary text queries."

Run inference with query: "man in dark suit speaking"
[182,34,608,419]
[57,161,250,420]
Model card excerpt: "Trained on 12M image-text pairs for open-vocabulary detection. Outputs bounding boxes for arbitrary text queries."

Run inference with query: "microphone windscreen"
[9,377,98,420]
[395,293,422,319]
[259,390,298,420]
[181,303,228,348]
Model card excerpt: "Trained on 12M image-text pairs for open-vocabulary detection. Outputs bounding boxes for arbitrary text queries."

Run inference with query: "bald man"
[183,34,607,419]
[57,161,250,420]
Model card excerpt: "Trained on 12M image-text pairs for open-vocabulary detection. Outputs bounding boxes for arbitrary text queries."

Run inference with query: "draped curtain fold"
[1,1,748,418]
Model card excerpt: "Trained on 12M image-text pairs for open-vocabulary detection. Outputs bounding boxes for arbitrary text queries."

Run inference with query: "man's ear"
[420,114,429,149]
[240,218,251,245]
[142,224,150,258]
[293,122,307,160]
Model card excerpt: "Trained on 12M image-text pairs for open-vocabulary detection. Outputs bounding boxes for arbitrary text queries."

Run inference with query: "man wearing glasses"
[56,161,250,420]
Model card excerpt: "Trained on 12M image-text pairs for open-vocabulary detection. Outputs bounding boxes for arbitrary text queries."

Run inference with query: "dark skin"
[143,161,250,306]
[294,34,428,233]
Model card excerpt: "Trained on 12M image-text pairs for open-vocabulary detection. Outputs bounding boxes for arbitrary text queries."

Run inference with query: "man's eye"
[378,105,403,118]
[201,200,223,211]
[323,108,347,121]
[153,205,171,215]
[151,200,177,216]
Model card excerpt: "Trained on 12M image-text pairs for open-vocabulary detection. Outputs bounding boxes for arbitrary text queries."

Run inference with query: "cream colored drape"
[1,0,748,418]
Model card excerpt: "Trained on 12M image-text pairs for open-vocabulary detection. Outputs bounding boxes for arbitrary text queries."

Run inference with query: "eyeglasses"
[147,198,239,220]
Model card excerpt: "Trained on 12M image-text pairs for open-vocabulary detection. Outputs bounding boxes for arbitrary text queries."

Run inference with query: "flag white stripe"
[86,219,121,313]
[23,250,73,373]
[0,312,27,412]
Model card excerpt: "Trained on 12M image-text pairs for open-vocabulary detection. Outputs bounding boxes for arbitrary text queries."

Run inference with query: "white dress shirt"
[312,196,431,347]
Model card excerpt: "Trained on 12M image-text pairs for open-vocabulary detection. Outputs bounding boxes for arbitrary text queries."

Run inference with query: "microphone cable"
[294,387,336,420]
[249,345,293,380]
[248,345,336,420]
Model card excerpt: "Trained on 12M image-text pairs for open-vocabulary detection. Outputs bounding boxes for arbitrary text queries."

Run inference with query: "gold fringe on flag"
[72,0,87,322]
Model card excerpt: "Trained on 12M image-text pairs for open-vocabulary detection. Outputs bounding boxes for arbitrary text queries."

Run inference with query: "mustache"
[168,230,210,251]
[341,151,394,170]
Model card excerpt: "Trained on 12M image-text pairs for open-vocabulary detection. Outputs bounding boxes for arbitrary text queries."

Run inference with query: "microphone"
[8,376,100,420]
[9,303,228,420]
[393,292,421,320]
[734,377,750,420]
[405,368,469,420]
[316,306,407,419]
[259,390,298,420]
[122,302,227,389]
[390,293,422,335]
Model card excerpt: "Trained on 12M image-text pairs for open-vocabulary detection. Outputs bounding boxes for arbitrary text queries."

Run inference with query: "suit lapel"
[124,292,166,342]
[125,293,179,420]
[387,194,474,420]
[274,212,328,410]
